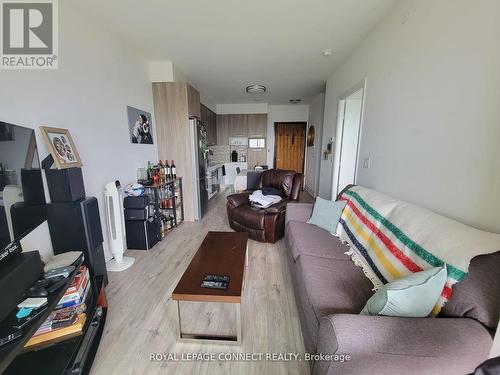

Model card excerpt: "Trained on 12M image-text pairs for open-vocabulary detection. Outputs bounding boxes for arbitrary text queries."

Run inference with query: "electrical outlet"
[362,157,371,169]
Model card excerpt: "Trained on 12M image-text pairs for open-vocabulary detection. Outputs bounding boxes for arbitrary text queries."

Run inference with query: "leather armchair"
[226,169,303,243]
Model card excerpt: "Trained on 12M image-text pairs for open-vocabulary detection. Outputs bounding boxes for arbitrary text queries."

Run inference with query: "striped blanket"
[336,186,500,315]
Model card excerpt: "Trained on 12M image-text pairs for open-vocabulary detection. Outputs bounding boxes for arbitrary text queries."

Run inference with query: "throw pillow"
[307,197,347,234]
[361,266,447,317]
[262,186,283,197]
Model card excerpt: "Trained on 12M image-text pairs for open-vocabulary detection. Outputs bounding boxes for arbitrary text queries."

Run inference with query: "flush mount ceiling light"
[289,99,302,104]
[246,85,266,94]
[322,48,333,56]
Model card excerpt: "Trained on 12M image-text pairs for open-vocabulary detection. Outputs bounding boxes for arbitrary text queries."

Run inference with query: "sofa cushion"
[230,205,265,230]
[314,314,492,375]
[286,221,351,261]
[290,255,373,352]
[259,169,295,198]
[300,255,374,319]
[441,251,500,329]
[285,203,313,226]
[307,197,346,234]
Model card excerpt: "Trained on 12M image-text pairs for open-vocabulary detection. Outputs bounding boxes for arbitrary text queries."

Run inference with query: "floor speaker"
[47,197,108,285]
[125,219,159,250]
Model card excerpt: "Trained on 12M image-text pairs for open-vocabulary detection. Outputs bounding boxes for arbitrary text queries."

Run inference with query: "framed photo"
[39,126,83,169]
[127,106,153,144]
[0,122,15,141]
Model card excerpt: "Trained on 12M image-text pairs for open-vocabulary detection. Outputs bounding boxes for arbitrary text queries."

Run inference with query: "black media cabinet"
[0,255,107,374]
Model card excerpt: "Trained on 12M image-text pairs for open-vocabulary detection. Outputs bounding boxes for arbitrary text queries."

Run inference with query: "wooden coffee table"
[172,231,248,344]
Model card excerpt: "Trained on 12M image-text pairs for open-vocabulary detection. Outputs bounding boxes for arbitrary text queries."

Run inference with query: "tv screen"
[0,121,46,250]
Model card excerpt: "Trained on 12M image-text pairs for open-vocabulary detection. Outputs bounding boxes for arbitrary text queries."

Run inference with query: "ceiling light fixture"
[289,99,301,104]
[246,85,266,94]
[322,48,333,57]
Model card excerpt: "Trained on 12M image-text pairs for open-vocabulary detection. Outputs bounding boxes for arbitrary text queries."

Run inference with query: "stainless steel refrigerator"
[190,118,208,220]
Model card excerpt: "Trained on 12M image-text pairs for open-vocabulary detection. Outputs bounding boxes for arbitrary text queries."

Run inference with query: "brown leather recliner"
[226,169,302,243]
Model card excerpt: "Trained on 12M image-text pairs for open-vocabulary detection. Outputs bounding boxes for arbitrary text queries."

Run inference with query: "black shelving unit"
[144,177,184,238]
[0,255,107,375]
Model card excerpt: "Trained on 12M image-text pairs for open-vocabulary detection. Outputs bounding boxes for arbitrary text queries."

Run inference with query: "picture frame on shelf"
[39,126,83,169]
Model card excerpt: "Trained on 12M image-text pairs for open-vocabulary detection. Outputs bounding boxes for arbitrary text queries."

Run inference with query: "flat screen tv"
[0,121,47,251]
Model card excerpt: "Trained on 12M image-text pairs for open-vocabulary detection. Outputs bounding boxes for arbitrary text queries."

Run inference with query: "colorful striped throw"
[336,186,500,315]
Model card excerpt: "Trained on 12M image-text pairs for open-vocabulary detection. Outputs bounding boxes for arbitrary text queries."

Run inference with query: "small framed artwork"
[39,126,83,169]
[0,122,15,141]
[127,106,153,144]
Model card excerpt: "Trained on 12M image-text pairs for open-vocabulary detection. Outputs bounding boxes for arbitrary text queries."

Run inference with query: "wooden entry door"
[274,122,306,173]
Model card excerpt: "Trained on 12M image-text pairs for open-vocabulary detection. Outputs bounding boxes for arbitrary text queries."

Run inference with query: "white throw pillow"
[361,266,447,317]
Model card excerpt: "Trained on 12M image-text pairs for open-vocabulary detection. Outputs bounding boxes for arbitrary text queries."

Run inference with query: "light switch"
[362,157,371,169]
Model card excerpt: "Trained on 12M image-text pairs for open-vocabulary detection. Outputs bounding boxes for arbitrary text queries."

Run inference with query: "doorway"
[274,122,306,173]
[334,85,364,196]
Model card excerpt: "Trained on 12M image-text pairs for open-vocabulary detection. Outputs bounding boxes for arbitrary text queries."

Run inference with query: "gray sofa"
[284,202,499,375]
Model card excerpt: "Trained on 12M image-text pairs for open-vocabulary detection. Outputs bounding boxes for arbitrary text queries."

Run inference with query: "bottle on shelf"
[171,160,176,179]
[146,161,152,181]
[165,160,172,180]
[158,160,165,184]
[152,164,159,185]
[162,160,169,181]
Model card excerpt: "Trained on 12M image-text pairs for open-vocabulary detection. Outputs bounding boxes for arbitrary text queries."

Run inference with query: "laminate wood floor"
[91,189,311,375]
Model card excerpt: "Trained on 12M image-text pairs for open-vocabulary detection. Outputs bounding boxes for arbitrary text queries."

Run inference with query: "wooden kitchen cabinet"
[228,114,248,137]
[187,83,201,119]
[201,104,217,145]
[247,113,267,137]
[216,114,230,145]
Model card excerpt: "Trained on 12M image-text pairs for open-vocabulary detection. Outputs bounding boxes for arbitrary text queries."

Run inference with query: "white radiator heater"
[104,181,134,272]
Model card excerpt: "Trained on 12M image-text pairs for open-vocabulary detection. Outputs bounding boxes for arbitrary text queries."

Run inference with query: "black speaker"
[0,251,43,322]
[45,167,85,202]
[123,195,149,209]
[20,168,46,205]
[124,208,148,221]
[47,197,108,285]
[125,219,159,250]
[11,203,47,238]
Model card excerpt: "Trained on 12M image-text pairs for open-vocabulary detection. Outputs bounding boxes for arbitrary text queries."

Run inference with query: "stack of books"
[25,266,90,349]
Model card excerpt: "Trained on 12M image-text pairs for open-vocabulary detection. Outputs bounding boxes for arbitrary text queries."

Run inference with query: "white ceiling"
[74,0,396,104]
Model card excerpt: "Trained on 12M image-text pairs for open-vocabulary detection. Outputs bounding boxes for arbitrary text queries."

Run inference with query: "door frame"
[273,122,307,174]
[332,79,366,198]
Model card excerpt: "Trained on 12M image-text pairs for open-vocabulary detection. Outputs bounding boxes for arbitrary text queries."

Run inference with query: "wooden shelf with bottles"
[143,177,184,240]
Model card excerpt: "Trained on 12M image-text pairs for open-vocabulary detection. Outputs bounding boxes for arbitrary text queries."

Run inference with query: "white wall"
[267,105,310,167]
[305,94,325,196]
[0,1,158,260]
[320,0,500,233]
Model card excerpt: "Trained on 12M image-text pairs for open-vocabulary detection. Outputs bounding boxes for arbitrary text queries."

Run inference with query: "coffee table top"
[172,231,248,303]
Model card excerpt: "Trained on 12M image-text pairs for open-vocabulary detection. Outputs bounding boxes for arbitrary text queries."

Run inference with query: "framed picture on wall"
[0,122,15,141]
[39,126,83,169]
[127,106,153,144]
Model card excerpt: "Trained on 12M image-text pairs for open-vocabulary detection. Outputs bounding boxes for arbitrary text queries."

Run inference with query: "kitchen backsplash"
[209,145,230,163]
[209,145,248,164]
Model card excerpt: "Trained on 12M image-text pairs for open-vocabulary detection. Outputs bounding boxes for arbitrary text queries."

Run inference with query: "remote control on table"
[203,274,230,282]
[0,331,22,347]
